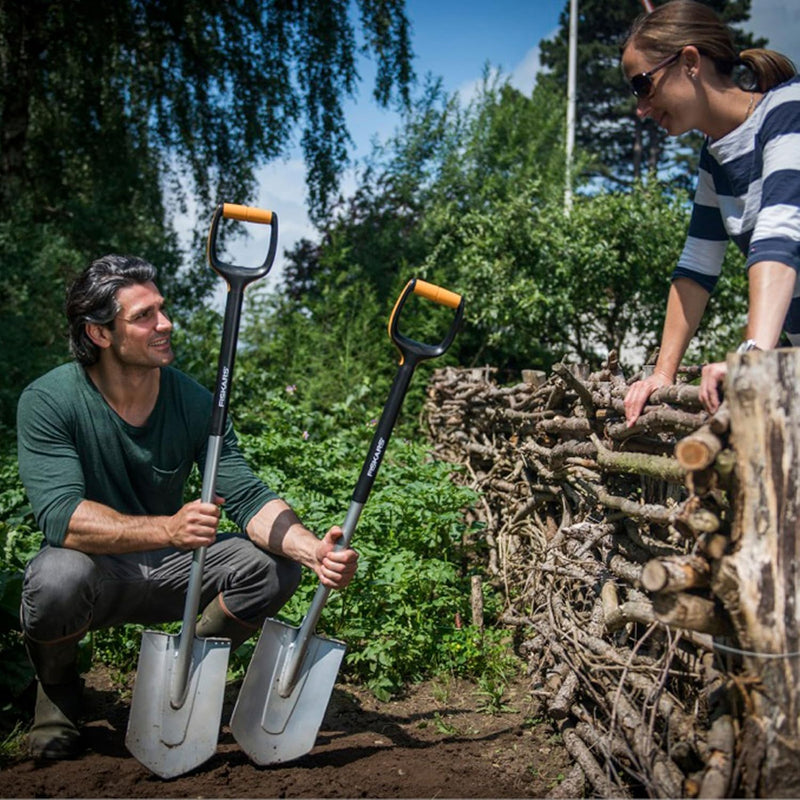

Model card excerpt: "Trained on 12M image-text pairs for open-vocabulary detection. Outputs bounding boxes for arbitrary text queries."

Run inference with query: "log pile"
[423,355,749,798]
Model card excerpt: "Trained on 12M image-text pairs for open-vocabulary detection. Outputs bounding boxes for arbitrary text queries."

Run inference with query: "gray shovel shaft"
[277,499,363,697]
[170,434,224,707]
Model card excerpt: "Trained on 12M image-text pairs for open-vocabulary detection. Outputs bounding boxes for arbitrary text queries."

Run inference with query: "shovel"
[230,277,464,765]
[125,202,278,778]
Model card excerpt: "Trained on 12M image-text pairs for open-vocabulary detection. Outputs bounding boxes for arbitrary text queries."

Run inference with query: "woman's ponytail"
[739,49,796,92]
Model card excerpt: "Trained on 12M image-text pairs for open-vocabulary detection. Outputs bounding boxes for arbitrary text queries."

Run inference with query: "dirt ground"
[0,667,573,798]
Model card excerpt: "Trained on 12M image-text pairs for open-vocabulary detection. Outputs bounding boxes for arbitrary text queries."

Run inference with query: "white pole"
[565,0,578,213]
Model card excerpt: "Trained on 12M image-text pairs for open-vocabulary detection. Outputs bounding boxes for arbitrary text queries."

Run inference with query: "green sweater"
[17,362,277,547]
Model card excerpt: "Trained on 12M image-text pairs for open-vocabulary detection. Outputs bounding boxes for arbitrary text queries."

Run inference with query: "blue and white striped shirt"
[672,75,800,338]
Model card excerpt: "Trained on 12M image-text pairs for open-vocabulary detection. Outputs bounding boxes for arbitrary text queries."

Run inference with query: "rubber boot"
[29,680,84,759]
[196,594,261,651]
[24,636,83,759]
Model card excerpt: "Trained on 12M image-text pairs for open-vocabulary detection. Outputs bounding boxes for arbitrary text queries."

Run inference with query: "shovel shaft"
[170,433,224,707]
[170,202,276,707]
[277,500,364,697]
[275,281,464,698]
[232,277,464,765]
[277,361,414,698]
[352,364,414,505]
[170,289,243,706]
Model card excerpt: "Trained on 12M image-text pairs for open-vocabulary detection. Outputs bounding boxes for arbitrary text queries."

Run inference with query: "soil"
[0,667,573,798]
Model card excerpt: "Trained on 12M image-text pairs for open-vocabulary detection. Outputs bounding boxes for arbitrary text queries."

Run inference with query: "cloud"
[510,45,545,93]
[453,41,546,106]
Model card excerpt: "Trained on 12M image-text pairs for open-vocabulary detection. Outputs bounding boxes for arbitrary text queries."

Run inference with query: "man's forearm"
[62,499,171,554]
[63,497,220,554]
[246,498,321,570]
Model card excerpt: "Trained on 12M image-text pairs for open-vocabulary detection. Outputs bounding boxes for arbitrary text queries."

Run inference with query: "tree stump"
[713,349,800,797]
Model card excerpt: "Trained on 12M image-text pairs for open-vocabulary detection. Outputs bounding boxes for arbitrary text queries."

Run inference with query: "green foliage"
[239,279,392,414]
[0,449,39,705]
[0,1,413,219]
[274,76,576,376]
[424,176,694,371]
[221,386,506,699]
[0,0,414,425]
[90,627,143,675]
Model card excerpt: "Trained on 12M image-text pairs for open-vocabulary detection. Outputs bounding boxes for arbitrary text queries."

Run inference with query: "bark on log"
[470,575,484,632]
[591,433,686,482]
[610,690,685,798]
[546,763,586,799]
[652,592,733,636]
[604,599,656,633]
[713,349,800,797]
[560,723,629,798]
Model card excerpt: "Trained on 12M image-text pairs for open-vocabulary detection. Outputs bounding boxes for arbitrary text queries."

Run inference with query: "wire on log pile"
[424,355,745,799]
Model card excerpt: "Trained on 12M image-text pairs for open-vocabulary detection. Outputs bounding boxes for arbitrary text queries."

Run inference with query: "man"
[16,254,359,759]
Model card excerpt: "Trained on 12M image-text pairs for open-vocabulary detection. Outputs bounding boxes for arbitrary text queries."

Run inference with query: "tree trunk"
[0,0,40,208]
[713,349,800,797]
[632,116,643,182]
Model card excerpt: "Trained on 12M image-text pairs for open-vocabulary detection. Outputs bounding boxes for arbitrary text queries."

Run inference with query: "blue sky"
[215,0,800,292]
[219,0,564,287]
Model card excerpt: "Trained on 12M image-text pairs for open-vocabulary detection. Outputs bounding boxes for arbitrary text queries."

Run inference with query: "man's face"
[106,281,174,368]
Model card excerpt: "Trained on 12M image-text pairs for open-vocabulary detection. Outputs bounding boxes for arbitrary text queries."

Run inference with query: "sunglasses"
[628,50,683,98]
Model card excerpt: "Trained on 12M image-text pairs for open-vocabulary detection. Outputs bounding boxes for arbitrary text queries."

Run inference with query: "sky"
[214,0,800,297]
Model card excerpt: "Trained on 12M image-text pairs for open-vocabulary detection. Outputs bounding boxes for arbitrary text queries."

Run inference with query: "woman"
[620,0,799,423]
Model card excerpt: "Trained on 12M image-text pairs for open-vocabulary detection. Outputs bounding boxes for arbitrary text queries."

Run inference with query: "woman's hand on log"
[699,361,727,414]
[624,371,673,427]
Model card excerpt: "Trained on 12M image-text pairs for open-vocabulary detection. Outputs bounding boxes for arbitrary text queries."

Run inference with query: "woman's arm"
[699,260,796,412]
[624,277,710,425]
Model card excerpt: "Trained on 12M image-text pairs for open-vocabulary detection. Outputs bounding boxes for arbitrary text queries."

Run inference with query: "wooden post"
[470,575,484,633]
[712,349,800,797]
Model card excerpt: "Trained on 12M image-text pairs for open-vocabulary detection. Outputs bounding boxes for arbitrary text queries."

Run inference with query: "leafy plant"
[219,385,510,699]
[0,452,40,708]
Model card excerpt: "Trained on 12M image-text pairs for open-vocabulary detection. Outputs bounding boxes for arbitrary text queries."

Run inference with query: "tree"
[425,180,747,371]
[0,0,412,220]
[282,76,458,308]
[260,77,575,384]
[267,73,749,384]
[538,0,763,185]
[0,0,413,424]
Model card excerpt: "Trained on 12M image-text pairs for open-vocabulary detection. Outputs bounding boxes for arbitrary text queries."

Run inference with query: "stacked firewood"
[424,355,742,799]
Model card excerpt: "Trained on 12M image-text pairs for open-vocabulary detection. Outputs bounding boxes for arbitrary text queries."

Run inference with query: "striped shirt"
[672,75,800,338]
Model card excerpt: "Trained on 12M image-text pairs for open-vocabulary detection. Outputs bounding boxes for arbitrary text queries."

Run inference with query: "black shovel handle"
[350,278,464,509]
[205,203,279,442]
[173,202,278,705]
[278,278,463,697]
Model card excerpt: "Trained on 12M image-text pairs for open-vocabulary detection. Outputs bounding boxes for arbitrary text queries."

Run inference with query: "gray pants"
[21,533,302,645]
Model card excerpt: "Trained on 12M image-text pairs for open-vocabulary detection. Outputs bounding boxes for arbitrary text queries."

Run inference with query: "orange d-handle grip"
[222,203,274,225]
[412,279,461,309]
[388,278,464,367]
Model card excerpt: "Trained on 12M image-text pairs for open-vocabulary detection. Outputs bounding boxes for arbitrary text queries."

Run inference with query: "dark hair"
[624,0,796,92]
[66,254,157,365]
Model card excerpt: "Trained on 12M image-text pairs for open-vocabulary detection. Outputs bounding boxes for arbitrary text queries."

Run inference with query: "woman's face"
[622,44,698,136]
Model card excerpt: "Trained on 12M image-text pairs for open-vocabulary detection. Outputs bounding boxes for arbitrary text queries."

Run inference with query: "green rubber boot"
[28,679,83,759]
[196,594,261,651]
[24,634,84,759]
